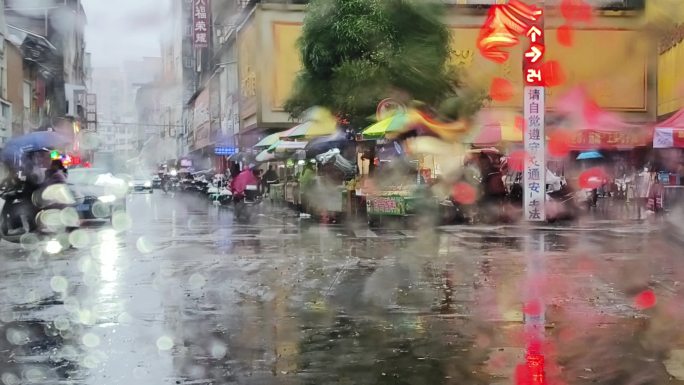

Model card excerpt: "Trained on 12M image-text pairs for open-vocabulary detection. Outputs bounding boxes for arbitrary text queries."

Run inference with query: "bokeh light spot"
[210,341,228,359]
[1,372,20,385]
[560,0,593,23]
[50,276,68,293]
[188,273,207,290]
[5,328,28,345]
[452,182,477,205]
[541,60,566,87]
[557,24,573,46]
[523,300,542,316]
[507,150,527,173]
[60,207,80,227]
[111,211,132,232]
[68,230,90,249]
[490,77,514,102]
[634,289,657,309]
[54,316,70,331]
[578,167,608,189]
[548,130,573,157]
[82,333,100,348]
[156,336,174,351]
[136,236,156,254]
[45,239,63,255]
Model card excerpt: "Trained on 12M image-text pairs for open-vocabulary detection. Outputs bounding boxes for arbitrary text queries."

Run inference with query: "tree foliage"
[285,0,474,128]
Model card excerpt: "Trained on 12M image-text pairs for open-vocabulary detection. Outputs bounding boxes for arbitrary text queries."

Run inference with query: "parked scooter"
[0,178,79,243]
[234,184,261,222]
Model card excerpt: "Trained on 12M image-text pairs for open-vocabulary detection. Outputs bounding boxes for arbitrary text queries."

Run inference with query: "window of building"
[23,82,31,109]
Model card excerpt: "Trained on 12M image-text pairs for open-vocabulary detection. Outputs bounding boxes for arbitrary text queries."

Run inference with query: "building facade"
[232,1,654,145]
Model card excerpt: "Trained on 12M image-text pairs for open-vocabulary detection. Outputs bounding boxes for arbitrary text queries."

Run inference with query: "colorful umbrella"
[576,151,603,160]
[283,107,338,139]
[361,113,412,139]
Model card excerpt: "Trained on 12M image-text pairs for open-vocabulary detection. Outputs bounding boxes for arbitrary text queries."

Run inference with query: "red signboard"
[570,130,649,149]
[193,0,210,48]
[522,6,544,86]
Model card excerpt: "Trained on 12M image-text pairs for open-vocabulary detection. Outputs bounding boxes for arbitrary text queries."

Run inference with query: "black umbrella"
[305,130,351,157]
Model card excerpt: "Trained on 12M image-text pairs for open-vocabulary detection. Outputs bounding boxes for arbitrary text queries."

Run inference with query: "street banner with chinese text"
[193,0,210,48]
[524,87,546,221]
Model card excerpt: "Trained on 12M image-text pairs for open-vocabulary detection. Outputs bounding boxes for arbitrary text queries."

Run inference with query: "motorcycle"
[0,178,79,243]
[233,184,262,222]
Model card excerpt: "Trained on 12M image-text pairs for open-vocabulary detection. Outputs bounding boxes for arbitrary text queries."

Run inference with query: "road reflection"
[0,195,681,385]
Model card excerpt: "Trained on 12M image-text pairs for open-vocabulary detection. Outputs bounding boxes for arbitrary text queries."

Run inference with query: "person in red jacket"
[230,164,259,199]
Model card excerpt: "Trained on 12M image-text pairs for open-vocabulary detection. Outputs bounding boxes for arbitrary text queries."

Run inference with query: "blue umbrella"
[576,151,603,160]
[1,131,70,162]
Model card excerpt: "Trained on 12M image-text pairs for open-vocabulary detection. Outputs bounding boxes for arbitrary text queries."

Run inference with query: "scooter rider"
[4,149,52,235]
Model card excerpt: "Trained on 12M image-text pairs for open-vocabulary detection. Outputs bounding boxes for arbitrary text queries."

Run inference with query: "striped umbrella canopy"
[283,107,338,139]
[253,126,297,148]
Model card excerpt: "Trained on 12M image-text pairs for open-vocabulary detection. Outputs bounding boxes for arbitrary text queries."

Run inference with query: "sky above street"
[82,0,168,68]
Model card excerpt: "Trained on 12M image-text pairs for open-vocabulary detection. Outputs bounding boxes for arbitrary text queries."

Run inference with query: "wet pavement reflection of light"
[0,193,682,385]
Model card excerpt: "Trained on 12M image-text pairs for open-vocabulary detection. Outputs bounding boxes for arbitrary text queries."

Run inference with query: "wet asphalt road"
[1,192,684,385]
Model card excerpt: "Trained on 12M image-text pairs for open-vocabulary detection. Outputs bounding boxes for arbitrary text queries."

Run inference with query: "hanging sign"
[523,3,546,222]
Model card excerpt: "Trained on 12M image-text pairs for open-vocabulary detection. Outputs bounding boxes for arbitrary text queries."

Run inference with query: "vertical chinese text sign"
[523,3,545,222]
[193,0,211,49]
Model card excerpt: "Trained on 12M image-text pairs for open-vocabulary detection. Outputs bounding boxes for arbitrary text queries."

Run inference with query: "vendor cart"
[365,190,429,227]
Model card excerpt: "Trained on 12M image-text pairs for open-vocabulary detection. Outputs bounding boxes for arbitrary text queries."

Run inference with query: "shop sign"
[366,196,406,216]
[214,146,237,156]
[573,131,648,148]
[193,0,211,48]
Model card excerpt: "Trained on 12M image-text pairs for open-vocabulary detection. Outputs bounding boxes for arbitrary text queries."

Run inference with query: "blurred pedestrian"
[44,159,67,186]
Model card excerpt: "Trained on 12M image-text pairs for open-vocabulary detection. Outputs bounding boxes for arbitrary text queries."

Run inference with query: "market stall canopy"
[653,109,684,148]
[555,87,641,132]
[305,130,350,157]
[255,149,277,163]
[466,110,522,145]
[253,126,297,148]
[362,109,469,142]
[362,113,412,140]
[555,87,649,149]
[267,140,308,153]
[283,107,337,139]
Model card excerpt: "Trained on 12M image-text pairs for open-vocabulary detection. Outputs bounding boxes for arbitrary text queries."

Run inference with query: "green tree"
[285,0,476,129]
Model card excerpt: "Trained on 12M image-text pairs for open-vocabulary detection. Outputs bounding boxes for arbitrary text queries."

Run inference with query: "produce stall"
[366,193,415,216]
[284,181,300,206]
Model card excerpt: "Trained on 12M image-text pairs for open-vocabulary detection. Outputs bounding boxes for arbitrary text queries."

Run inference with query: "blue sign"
[215,146,238,156]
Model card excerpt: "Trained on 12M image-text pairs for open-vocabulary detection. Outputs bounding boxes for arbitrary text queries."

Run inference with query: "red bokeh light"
[523,300,542,316]
[515,115,524,132]
[452,182,477,205]
[560,0,592,23]
[578,167,608,189]
[634,289,657,309]
[557,25,573,47]
[477,1,542,63]
[541,60,566,87]
[547,130,573,157]
[507,150,527,172]
[490,77,514,102]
